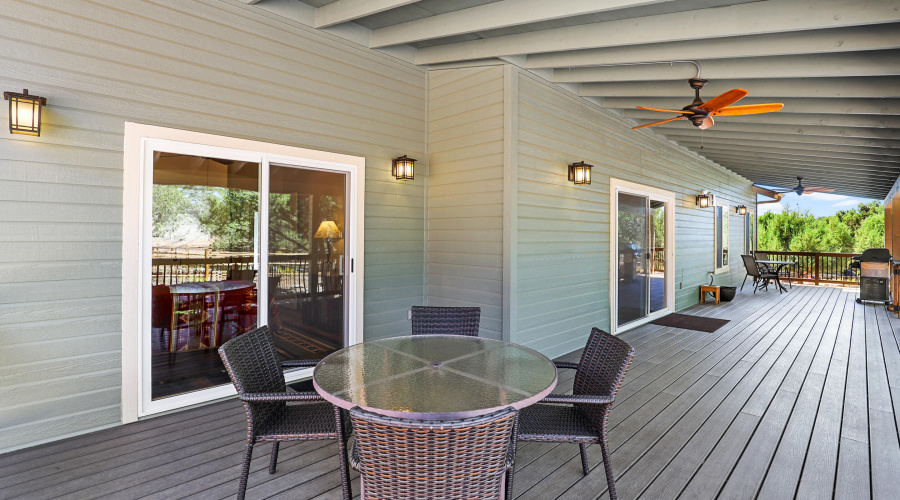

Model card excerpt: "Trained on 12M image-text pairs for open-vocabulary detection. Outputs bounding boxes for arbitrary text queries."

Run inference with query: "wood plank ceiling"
[238,0,900,199]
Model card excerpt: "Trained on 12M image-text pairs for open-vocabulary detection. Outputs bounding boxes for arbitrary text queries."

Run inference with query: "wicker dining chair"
[515,328,634,500]
[349,406,517,500]
[410,305,481,336]
[218,326,351,500]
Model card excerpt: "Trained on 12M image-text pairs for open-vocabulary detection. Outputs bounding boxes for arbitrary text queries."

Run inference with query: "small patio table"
[312,335,558,419]
[756,260,795,292]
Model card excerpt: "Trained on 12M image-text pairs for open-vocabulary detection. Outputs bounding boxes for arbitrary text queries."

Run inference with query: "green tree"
[152,184,191,238]
[855,212,885,252]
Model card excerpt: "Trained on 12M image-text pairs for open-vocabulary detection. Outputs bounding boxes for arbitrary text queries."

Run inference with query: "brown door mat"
[649,313,730,333]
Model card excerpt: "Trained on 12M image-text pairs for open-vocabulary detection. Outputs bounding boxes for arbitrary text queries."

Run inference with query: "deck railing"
[151,254,313,294]
[755,251,858,286]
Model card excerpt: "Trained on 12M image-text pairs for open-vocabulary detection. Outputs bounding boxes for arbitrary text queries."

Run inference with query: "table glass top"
[313,335,557,418]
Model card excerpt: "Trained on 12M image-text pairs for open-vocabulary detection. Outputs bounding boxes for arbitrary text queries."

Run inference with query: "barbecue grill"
[850,248,892,304]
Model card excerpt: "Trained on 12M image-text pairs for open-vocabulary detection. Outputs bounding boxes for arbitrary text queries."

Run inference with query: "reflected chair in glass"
[410,305,481,336]
[741,254,780,293]
[349,406,517,500]
[515,328,634,500]
[218,326,351,500]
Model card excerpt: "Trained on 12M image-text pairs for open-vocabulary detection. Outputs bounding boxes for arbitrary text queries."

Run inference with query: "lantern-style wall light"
[568,161,592,185]
[392,155,415,180]
[3,89,47,136]
[736,205,747,215]
[696,190,713,208]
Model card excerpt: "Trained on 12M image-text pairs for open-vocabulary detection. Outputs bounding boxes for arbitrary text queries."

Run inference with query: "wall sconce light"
[696,190,713,208]
[4,89,47,136]
[392,155,415,180]
[568,161,592,185]
[736,205,747,215]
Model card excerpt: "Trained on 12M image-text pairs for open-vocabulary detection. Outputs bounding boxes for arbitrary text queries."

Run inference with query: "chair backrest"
[741,254,761,278]
[410,306,481,336]
[350,406,516,499]
[219,326,286,433]
[754,251,770,261]
[573,328,634,431]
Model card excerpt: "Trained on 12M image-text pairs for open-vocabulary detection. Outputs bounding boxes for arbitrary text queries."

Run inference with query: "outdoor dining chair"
[410,305,481,336]
[515,328,634,500]
[219,326,352,500]
[741,254,781,293]
[349,406,517,500]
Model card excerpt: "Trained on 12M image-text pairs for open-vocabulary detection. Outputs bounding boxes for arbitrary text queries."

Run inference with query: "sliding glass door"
[612,181,674,332]
[143,140,355,414]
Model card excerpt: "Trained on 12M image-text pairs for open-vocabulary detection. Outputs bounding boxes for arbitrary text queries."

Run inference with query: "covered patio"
[3,284,897,499]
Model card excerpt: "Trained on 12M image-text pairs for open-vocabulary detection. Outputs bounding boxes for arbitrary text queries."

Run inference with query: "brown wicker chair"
[349,406,517,500]
[218,326,351,500]
[410,305,481,336]
[515,328,634,500]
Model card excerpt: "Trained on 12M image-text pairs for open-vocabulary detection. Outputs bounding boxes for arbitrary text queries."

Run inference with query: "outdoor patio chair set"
[218,306,634,500]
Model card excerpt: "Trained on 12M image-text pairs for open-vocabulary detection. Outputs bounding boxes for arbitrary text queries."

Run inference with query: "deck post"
[814,254,820,286]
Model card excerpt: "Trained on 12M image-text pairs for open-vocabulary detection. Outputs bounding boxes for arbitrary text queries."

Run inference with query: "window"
[715,205,729,272]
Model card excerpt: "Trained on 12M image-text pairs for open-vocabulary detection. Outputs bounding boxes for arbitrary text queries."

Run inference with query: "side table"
[700,285,720,304]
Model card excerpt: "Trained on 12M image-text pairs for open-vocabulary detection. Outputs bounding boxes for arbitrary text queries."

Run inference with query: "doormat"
[650,313,730,333]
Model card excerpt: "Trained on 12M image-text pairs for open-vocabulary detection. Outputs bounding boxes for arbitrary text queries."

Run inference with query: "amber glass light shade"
[392,155,415,180]
[4,89,46,136]
[696,192,711,208]
[736,205,747,215]
[568,161,592,185]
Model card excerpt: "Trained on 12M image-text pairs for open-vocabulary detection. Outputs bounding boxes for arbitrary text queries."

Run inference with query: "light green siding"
[426,66,506,339]
[0,0,426,452]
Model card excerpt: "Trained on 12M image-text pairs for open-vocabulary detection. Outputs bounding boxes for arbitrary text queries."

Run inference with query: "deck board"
[2,285,899,500]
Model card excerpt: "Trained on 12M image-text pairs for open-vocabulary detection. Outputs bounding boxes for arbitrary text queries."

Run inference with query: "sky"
[756,191,878,218]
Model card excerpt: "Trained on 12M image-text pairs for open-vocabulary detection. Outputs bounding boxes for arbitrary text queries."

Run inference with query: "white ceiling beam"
[720,169,890,196]
[580,77,900,98]
[646,120,900,140]
[659,131,900,151]
[370,0,675,48]
[602,97,900,115]
[236,0,265,4]
[415,0,900,65]
[714,162,899,185]
[552,50,900,82]
[624,109,900,129]
[673,141,900,164]
[315,0,422,28]
[526,24,900,69]
[666,136,900,157]
[694,150,900,170]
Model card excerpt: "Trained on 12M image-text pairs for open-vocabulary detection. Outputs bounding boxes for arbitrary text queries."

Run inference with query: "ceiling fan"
[766,177,836,196]
[632,78,783,130]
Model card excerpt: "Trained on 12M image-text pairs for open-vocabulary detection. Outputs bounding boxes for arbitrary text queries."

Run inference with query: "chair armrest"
[282,360,319,369]
[240,391,324,403]
[540,393,614,405]
[553,361,579,371]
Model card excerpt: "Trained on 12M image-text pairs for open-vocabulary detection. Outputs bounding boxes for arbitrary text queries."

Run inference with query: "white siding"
[0,0,426,452]
[514,70,755,359]
[426,66,506,339]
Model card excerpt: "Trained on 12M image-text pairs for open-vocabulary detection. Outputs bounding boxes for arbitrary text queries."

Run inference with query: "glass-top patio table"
[313,335,558,419]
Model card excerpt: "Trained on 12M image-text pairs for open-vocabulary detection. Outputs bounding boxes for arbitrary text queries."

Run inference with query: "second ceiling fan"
[632,78,784,130]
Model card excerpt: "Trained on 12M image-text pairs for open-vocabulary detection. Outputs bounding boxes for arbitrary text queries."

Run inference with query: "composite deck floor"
[2,284,900,499]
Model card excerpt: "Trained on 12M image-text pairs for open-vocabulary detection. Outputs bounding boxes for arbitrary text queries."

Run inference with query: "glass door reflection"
[617,192,649,327]
[268,165,347,363]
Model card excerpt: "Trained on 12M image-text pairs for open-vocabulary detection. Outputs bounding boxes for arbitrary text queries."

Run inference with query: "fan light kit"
[632,78,783,131]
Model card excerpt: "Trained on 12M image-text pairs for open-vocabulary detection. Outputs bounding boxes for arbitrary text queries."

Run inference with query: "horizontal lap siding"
[0,0,426,452]
[515,70,754,359]
[426,66,505,339]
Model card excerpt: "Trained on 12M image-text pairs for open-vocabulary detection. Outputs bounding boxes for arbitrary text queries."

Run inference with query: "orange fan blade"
[698,115,715,130]
[699,88,748,112]
[714,103,784,116]
[637,106,693,114]
[632,116,685,130]
[803,187,836,192]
